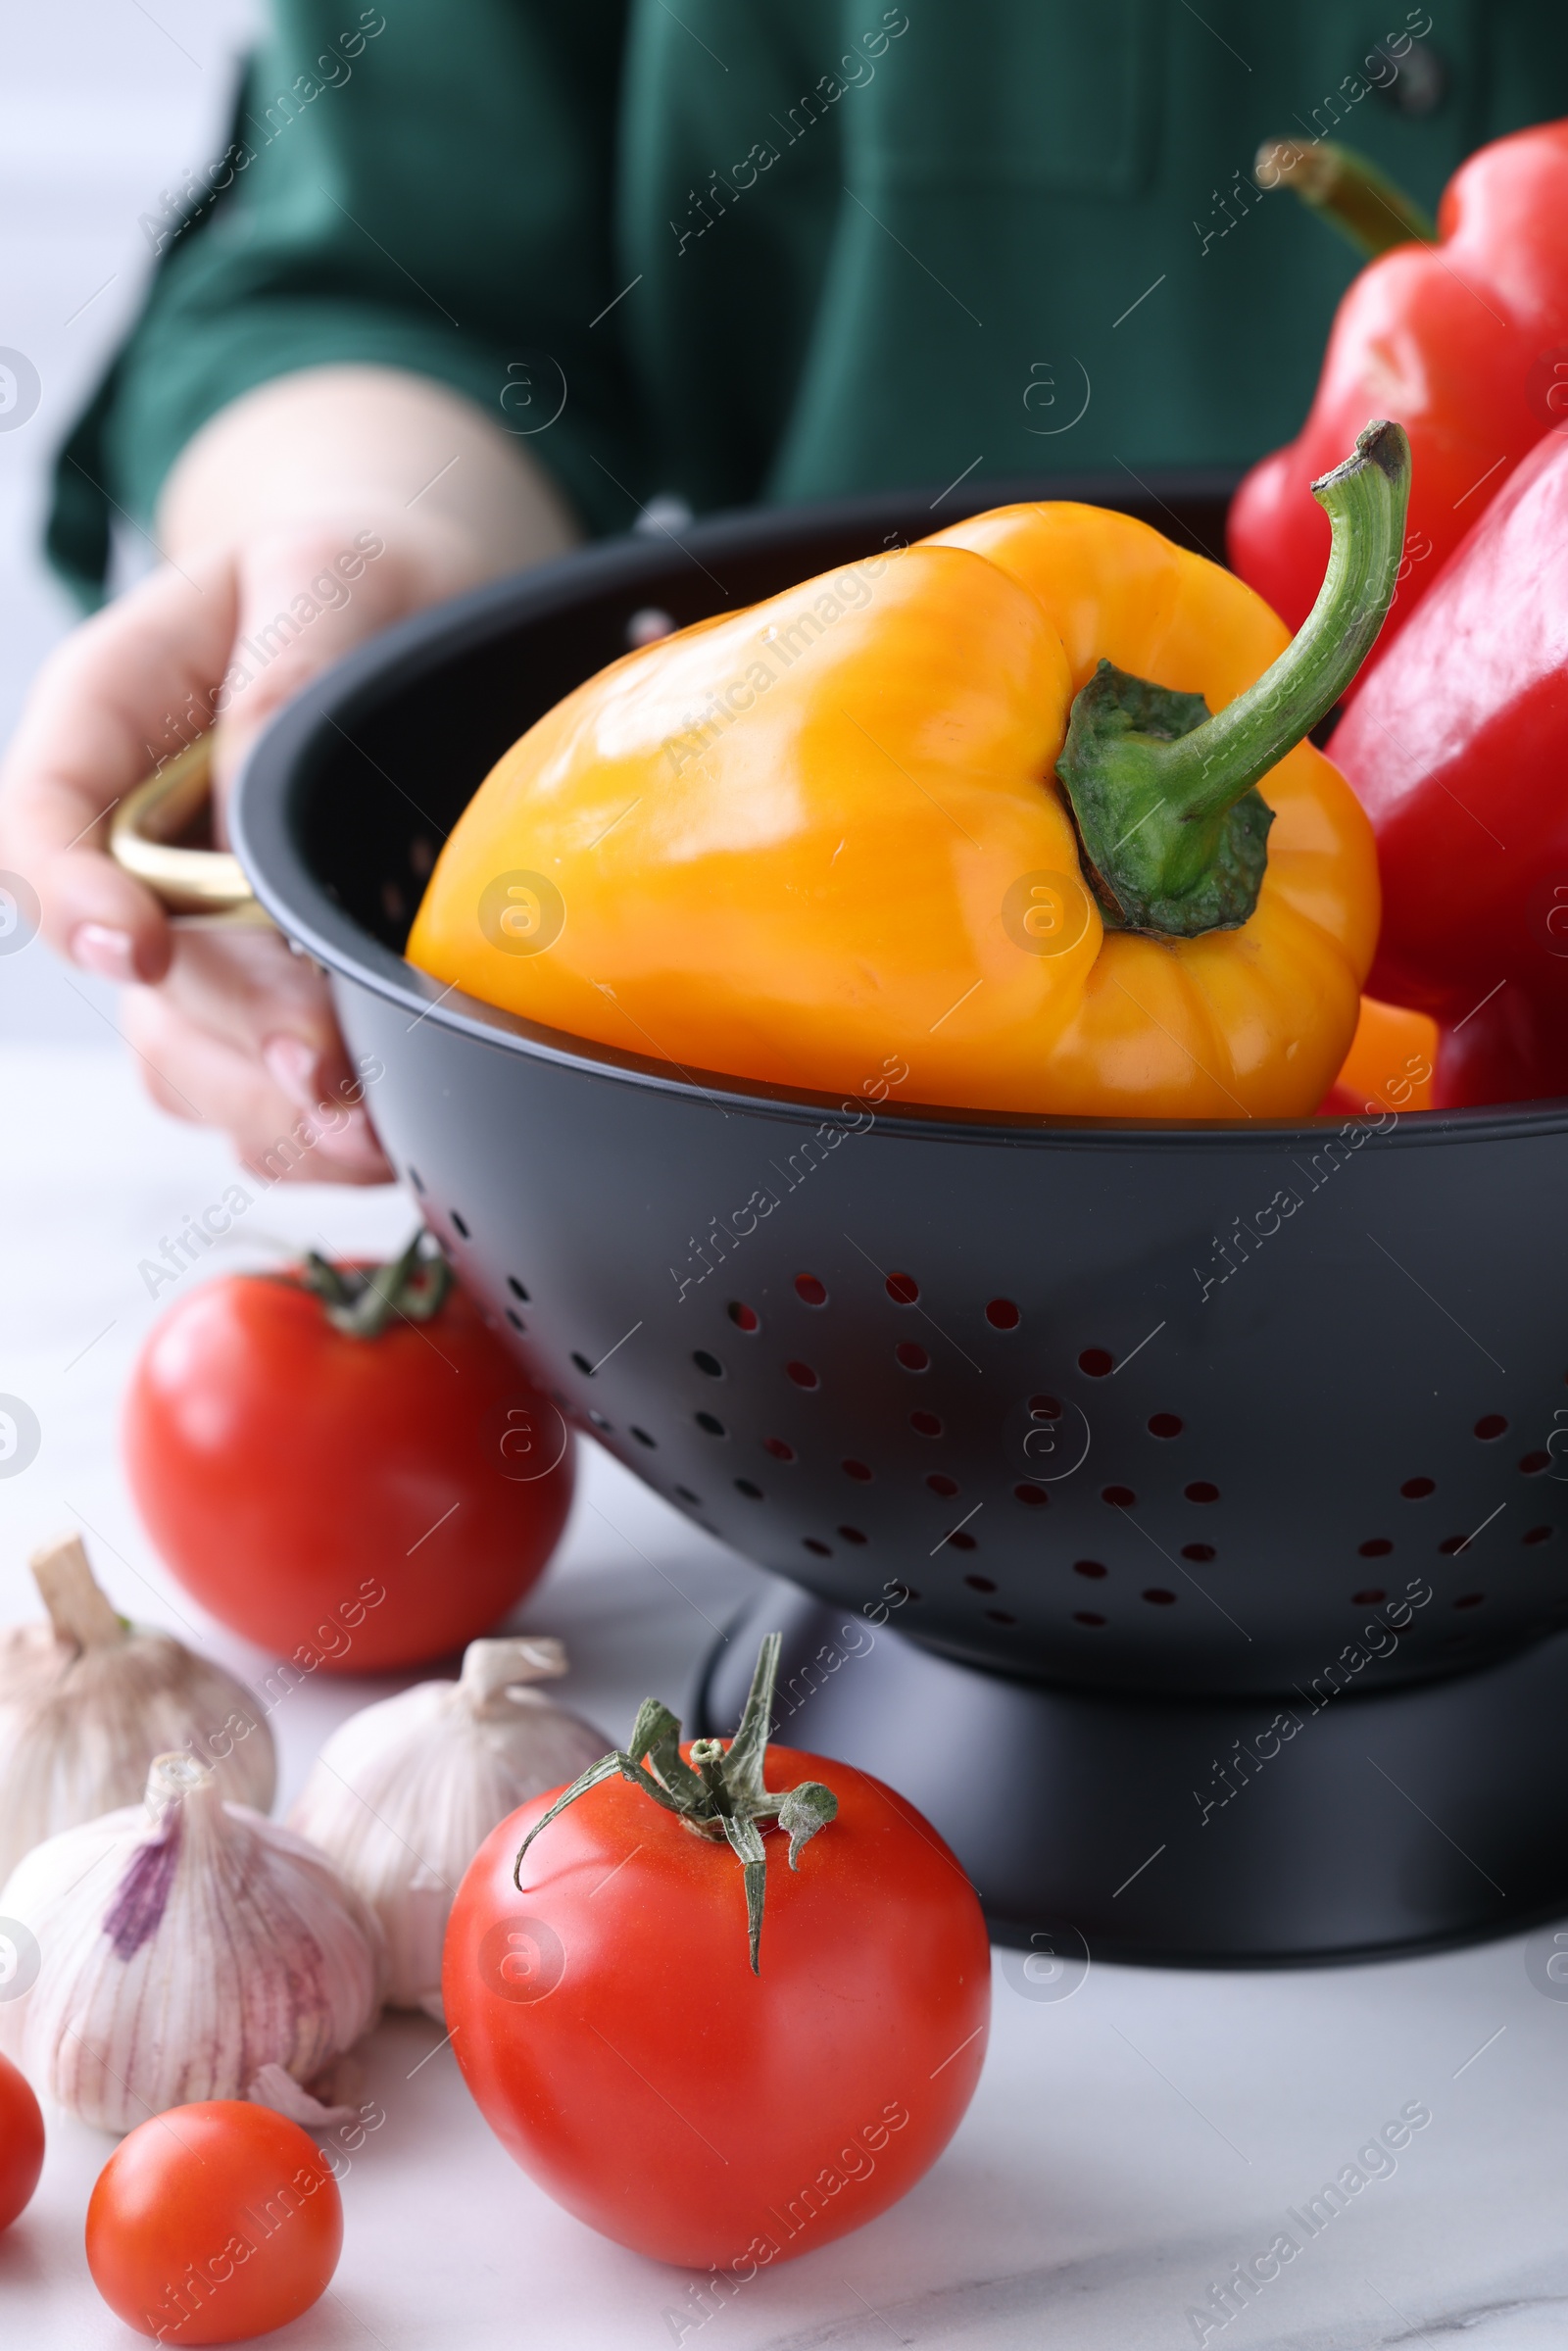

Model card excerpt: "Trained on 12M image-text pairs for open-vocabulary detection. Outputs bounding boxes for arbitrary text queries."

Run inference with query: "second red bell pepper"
[1329,427,1568,1107]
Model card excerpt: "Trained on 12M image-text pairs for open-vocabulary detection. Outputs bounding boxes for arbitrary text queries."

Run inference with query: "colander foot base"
[698,1580,1568,1967]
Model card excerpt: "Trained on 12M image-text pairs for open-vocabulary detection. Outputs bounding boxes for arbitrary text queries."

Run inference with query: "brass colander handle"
[108,735,273,927]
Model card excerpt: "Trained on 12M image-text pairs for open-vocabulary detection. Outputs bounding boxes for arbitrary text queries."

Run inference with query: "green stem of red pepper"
[1255,138,1438,260]
[1055,417,1411,940]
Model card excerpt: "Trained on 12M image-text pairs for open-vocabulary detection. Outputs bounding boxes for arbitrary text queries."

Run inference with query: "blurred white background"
[0,0,257,1042]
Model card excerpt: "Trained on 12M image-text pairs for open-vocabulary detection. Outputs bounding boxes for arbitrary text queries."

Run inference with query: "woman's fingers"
[139,926,394,1179]
[121,977,393,1185]
[151,927,374,1132]
[0,555,240,981]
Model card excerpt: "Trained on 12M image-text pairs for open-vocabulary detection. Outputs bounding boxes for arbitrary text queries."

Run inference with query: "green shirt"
[50,0,1568,602]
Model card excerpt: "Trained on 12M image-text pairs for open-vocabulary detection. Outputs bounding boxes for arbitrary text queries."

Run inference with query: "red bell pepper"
[1229,120,1568,673]
[1328,427,1568,1107]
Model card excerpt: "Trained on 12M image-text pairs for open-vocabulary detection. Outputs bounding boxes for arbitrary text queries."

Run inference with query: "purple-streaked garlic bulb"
[0,1752,382,2132]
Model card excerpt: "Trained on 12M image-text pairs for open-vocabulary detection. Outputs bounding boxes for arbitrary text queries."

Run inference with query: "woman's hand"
[0,367,577,1181]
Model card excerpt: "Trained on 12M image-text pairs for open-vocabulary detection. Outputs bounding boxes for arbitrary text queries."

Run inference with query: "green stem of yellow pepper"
[1055,417,1411,940]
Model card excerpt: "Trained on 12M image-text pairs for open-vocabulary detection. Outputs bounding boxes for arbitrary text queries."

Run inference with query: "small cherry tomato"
[444,1651,990,2268]
[86,2101,342,2344]
[0,2050,44,2232]
[122,1238,573,1671]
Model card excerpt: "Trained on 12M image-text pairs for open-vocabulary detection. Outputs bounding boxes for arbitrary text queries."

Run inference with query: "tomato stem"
[512,1633,838,1974]
[298,1230,453,1339]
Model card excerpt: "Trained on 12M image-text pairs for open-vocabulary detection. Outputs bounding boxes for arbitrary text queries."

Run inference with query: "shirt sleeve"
[48,0,638,605]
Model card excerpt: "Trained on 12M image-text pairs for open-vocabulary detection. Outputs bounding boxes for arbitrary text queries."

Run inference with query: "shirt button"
[1375,36,1448,117]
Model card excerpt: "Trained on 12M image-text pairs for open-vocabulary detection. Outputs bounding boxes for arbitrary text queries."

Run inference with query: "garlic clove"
[246,2063,363,2131]
[458,1635,567,1712]
[0,1535,275,1883]
[288,1637,608,2010]
[0,1752,382,2133]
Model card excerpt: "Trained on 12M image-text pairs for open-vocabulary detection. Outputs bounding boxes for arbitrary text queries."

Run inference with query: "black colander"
[228,478,1568,1960]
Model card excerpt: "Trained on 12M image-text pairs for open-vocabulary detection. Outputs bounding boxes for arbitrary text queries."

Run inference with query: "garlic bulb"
[289,1637,607,2013]
[0,1533,274,1882]
[0,1752,383,2132]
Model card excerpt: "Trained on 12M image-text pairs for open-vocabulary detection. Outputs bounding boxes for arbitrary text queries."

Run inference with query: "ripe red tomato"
[87,2102,341,2344]
[444,1743,990,2268]
[122,1251,574,1672]
[0,2051,44,2232]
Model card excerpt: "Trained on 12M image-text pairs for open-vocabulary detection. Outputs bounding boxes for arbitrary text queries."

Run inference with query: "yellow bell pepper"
[409,424,1406,1120]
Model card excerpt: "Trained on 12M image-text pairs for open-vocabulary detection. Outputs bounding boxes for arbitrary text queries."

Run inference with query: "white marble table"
[1,1035,1566,2351]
